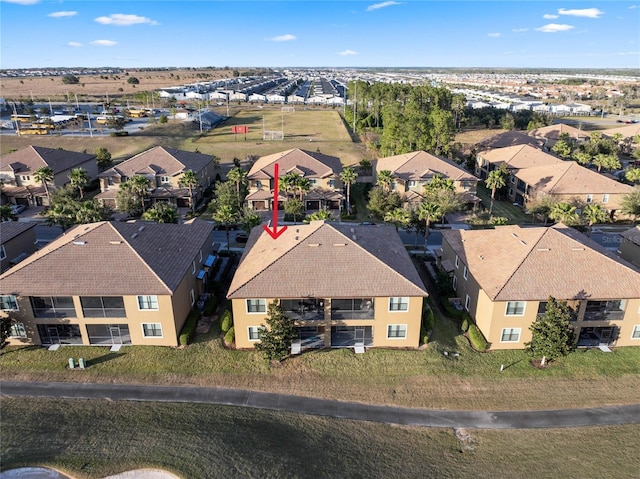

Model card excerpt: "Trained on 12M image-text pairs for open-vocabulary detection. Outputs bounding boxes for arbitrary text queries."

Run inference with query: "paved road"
[3,381,640,430]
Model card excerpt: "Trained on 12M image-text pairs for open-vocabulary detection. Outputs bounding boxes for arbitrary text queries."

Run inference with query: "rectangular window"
[586,194,593,204]
[632,325,640,339]
[408,180,417,187]
[463,266,468,280]
[389,297,409,312]
[248,326,261,341]
[452,275,458,291]
[0,245,5,260]
[602,194,609,204]
[387,324,407,339]
[80,296,125,318]
[0,295,19,311]
[142,323,163,337]
[9,322,27,338]
[190,289,195,306]
[505,301,526,316]
[160,176,170,184]
[192,261,196,274]
[537,302,548,317]
[247,299,267,313]
[465,295,470,312]
[455,255,459,268]
[137,295,159,310]
[31,296,75,318]
[501,328,521,342]
[328,179,336,188]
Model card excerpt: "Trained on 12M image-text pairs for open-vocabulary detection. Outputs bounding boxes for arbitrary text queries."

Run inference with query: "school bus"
[95,115,124,125]
[18,126,50,135]
[125,109,147,118]
[11,114,34,123]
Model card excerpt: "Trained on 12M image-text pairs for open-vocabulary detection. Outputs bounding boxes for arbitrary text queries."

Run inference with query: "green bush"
[467,324,488,351]
[420,325,429,345]
[224,326,235,344]
[220,310,233,333]
[178,309,201,346]
[422,305,435,331]
[461,316,470,333]
[109,131,129,137]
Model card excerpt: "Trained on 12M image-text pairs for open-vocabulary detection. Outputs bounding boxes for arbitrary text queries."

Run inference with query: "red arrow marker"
[263,163,288,240]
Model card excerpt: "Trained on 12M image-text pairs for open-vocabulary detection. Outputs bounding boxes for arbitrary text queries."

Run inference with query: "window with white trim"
[505,301,526,316]
[452,275,458,291]
[501,328,521,342]
[190,289,195,306]
[389,297,409,312]
[0,295,19,311]
[455,255,459,268]
[602,194,609,204]
[465,295,470,312]
[0,245,5,260]
[192,261,196,274]
[137,295,159,310]
[142,323,163,337]
[247,299,266,313]
[632,325,640,340]
[387,324,407,339]
[10,322,27,338]
[463,266,468,280]
[248,326,261,341]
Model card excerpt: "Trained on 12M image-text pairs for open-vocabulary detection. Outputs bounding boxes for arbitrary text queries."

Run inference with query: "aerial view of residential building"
[227,220,428,350]
[0,219,215,347]
[528,123,591,151]
[0,221,37,272]
[96,146,215,210]
[0,146,98,207]
[440,224,640,350]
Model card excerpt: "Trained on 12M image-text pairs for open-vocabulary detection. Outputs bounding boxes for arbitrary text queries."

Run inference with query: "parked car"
[235,233,249,243]
[11,204,27,215]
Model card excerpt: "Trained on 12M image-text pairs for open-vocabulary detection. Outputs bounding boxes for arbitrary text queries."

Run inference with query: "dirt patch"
[454,428,478,452]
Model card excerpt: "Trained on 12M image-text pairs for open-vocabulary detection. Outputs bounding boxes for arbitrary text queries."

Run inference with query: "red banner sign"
[231,125,249,134]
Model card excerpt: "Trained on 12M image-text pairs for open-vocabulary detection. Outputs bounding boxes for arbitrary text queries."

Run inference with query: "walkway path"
[3,381,640,430]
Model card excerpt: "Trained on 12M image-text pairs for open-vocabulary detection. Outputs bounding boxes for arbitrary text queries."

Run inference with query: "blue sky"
[1,1,638,69]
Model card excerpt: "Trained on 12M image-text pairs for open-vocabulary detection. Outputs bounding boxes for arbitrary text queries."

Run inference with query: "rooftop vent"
[131,233,138,239]
[537,248,550,252]
[138,225,145,232]
[73,241,86,245]
[572,247,584,251]
[333,243,347,247]
[110,241,123,245]
[352,235,357,241]
[511,233,518,238]
[308,243,320,247]
[519,240,527,245]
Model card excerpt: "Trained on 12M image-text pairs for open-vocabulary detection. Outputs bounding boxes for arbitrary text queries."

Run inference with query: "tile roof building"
[227,221,428,350]
[440,224,640,349]
[0,221,37,272]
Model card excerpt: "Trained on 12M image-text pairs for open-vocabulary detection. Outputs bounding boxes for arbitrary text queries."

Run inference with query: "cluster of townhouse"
[1,119,639,351]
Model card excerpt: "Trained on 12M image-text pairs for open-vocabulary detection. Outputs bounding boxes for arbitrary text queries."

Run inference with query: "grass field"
[2,397,639,479]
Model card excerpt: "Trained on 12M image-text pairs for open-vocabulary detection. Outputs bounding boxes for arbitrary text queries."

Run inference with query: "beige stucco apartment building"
[0,221,37,273]
[0,219,215,347]
[440,224,640,350]
[227,221,428,350]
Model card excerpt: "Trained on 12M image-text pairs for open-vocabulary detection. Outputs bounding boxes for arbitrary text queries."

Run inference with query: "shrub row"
[467,324,488,351]
[224,326,235,344]
[220,310,233,333]
[178,309,201,346]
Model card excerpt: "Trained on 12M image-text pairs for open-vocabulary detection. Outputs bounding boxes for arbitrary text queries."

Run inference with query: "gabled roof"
[0,146,95,176]
[600,124,640,139]
[621,226,640,246]
[475,131,545,151]
[0,219,213,297]
[442,224,640,301]
[247,149,342,180]
[376,151,476,183]
[227,221,427,299]
[99,146,212,178]
[478,144,560,169]
[0,221,37,245]
[528,123,591,141]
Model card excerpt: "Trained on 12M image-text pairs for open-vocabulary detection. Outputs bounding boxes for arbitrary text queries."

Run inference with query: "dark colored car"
[235,233,249,243]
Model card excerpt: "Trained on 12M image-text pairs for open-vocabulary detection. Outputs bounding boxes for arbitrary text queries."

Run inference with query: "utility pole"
[353,80,357,133]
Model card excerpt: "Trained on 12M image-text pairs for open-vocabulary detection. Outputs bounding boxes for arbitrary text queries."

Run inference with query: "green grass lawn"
[475,183,533,224]
[2,397,639,479]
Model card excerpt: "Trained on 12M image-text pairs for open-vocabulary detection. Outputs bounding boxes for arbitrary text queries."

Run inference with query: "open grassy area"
[475,183,533,224]
[2,397,639,479]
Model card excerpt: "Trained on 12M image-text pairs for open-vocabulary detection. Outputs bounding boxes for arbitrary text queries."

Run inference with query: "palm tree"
[279,172,299,199]
[384,207,410,231]
[68,168,90,199]
[33,166,54,205]
[549,202,579,226]
[141,202,179,223]
[297,177,312,201]
[339,166,358,213]
[178,169,199,213]
[485,164,508,215]
[418,201,442,250]
[0,204,17,222]
[582,203,608,236]
[127,175,152,213]
[227,167,247,208]
[425,174,454,193]
[376,170,394,192]
[306,209,333,222]
[212,204,238,254]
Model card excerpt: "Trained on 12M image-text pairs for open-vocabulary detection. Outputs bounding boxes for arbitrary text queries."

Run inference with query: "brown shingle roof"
[442,224,640,301]
[247,149,342,180]
[0,219,213,297]
[476,131,545,151]
[376,151,476,182]
[478,144,560,169]
[529,124,591,142]
[227,221,427,299]
[0,221,37,244]
[621,226,640,246]
[0,146,95,176]
[99,146,212,178]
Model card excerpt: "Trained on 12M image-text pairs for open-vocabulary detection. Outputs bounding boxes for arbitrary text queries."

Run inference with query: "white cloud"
[488,32,501,37]
[67,41,82,47]
[269,34,296,42]
[91,39,118,46]
[94,14,158,26]
[366,1,403,12]
[48,11,77,18]
[629,5,638,9]
[1,0,40,4]
[338,50,358,56]
[558,8,604,18]
[543,14,559,19]
[536,23,575,33]
[617,51,639,56]
[512,28,529,32]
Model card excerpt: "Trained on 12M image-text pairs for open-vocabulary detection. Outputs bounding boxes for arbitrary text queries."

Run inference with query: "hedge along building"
[0,219,215,347]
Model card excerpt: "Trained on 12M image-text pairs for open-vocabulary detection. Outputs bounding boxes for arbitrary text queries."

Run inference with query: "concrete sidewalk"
[3,381,640,429]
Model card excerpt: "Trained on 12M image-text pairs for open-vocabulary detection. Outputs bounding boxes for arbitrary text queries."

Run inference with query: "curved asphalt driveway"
[3,381,640,429]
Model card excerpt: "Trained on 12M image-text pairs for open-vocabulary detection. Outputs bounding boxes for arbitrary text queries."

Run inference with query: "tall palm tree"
[279,172,298,199]
[227,167,247,208]
[212,204,238,255]
[178,169,199,213]
[384,207,410,231]
[582,203,608,236]
[549,202,579,226]
[141,202,179,224]
[297,177,312,201]
[418,201,442,250]
[128,175,152,213]
[33,166,54,205]
[339,166,358,213]
[376,170,394,192]
[485,164,508,215]
[68,168,90,199]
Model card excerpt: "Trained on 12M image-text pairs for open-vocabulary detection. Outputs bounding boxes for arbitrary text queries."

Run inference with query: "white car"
[11,204,27,215]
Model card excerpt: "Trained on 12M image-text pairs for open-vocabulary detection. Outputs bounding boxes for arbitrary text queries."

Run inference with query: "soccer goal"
[263,130,284,141]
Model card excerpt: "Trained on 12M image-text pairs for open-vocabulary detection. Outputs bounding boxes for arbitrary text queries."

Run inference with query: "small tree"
[127,76,140,85]
[62,75,80,85]
[485,164,508,215]
[525,297,575,367]
[621,189,640,225]
[285,198,304,224]
[178,169,199,213]
[255,301,297,362]
[33,166,54,205]
[141,202,179,223]
[339,166,358,213]
[95,147,113,171]
[68,167,90,199]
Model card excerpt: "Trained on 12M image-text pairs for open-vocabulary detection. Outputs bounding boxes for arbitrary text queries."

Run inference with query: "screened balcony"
[330,298,374,320]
